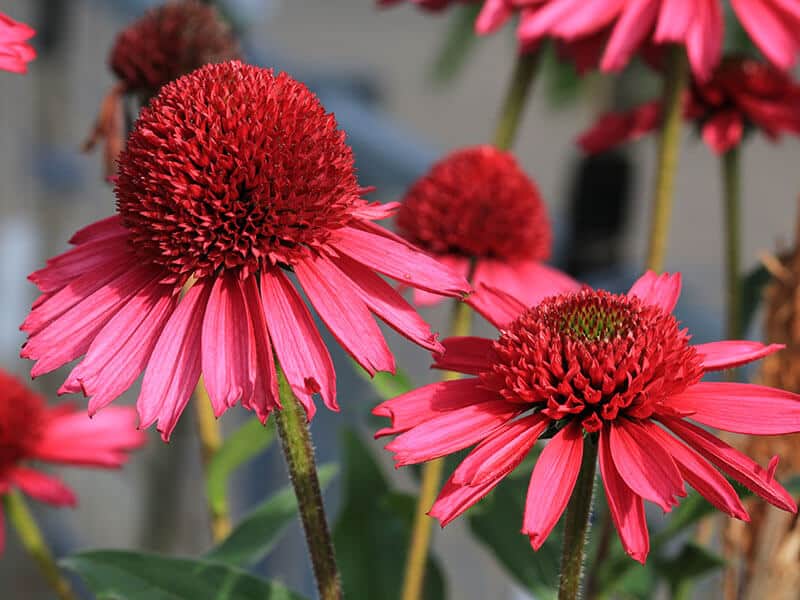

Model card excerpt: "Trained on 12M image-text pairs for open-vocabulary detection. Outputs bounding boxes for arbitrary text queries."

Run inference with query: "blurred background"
[1,0,799,598]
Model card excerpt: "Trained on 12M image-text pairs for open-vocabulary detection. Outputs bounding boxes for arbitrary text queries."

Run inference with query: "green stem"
[400,299,473,600]
[722,146,742,376]
[558,435,598,600]
[493,51,540,151]
[3,491,78,600]
[274,368,341,600]
[645,45,689,273]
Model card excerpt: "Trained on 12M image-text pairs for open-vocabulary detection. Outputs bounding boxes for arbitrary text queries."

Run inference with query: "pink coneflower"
[23,61,469,440]
[375,271,800,562]
[83,1,239,176]
[0,11,35,74]
[579,56,800,155]
[0,369,145,552]
[519,0,800,81]
[396,145,579,311]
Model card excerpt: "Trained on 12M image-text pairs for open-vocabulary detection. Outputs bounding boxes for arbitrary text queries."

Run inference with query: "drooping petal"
[701,110,744,154]
[731,0,799,72]
[452,414,549,485]
[467,284,527,329]
[432,336,496,376]
[684,0,723,81]
[386,400,520,466]
[598,427,649,563]
[609,419,685,511]
[9,468,76,507]
[201,274,256,417]
[645,423,748,520]
[295,252,394,376]
[662,381,800,434]
[522,422,584,549]
[429,475,503,527]
[240,275,279,422]
[412,256,470,307]
[137,280,210,440]
[578,101,663,154]
[472,259,580,312]
[627,270,681,313]
[328,226,471,297]
[332,253,442,352]
[475,0,513,34]
[661,416,796,512]
[654,0,694,42]
[260,267,336,416]
[373,378,497,438]
[694,340,784,371]
[67,215,125,245]
[600,0,660,72]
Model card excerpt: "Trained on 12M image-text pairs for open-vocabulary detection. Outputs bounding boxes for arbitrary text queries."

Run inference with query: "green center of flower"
[558,303,629,341]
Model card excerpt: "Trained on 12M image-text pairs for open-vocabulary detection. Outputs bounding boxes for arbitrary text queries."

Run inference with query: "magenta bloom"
[0,11,35,74]
[519,0,800,80]
[579,56,800,155]
[396,145,579,310]
[375,272,800,562]
[22,61,469,440]
[0,369,145,552]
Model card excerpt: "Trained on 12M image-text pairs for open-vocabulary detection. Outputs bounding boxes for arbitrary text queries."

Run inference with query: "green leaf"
[206,464,338,567]
[653,542,726,589]
[206,418,275,516]
[333,429,446,600]
[61,551,308,600]
[740,263,771,336]
[430,4,483,84]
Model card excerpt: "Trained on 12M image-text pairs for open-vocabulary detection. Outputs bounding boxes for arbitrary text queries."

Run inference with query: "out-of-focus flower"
[579,56,800,155]
[375,271,800,563]
[24,61,469,441]
[84,1,239,176]
[0,11,35,74]
[0,369,145,552]
[519,0,800,81]
[396,145,578,310]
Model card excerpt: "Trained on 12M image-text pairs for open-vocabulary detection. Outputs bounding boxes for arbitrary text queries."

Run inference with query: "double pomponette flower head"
[376,272,800,562]
[0,369,145,552]
[24,60,470,439]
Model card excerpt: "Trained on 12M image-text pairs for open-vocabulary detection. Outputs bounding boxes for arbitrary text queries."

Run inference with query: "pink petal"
[260,267,336,416]
[137,281,210,440]
[522,422,584,549]
[411,256,470,307]
[429,475,503,527]
[661,415,797,512]
[626,270,681,313]
[23,264,160,378]
[472,259,580,312]
[552,0,626,38]
[467,284,527,329]
[34,406,146,467]
[373,378,497,438]
[452,414,549,485]
[609,419,685,512]
[349,202,400,221]
[702,110,744,154]
[684,0,723,80]
[386,400,520,466]
[600,0,661,72]
[598,428,649,563]
[475,0,513,34]
[240,276,280,422]
[645,423,748,520]
[9,468,76,507]
[332,253,442,353]
[60,279,177,415]
[68,215,126,245]
[518,0,591,42]
[295,253,394,376]
[432,336,496,376]
[662,381,800,435]
[328,226,470,297]
[202,274,256,417]
[694,340,784,371]
[654,0,694,42]
[732,0,798,71]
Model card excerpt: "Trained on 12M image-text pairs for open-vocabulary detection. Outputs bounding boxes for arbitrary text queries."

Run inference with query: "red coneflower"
[0,11,35,74]
[23,61,469,440]
[375,271,800,562]
[83,1,239,176]
[579,56,800,155]
[0,369,145,552]
[396,145,579,311]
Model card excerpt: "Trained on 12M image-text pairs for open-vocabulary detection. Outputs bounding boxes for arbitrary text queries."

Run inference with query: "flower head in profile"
[396,145,578,311]
[83,1,239,176]
[0,369,145,552]
[579,56,800,155]
[24,61,469,440]
[519,0,800,81]
[375,271,800,562]
[0,11,35,74]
